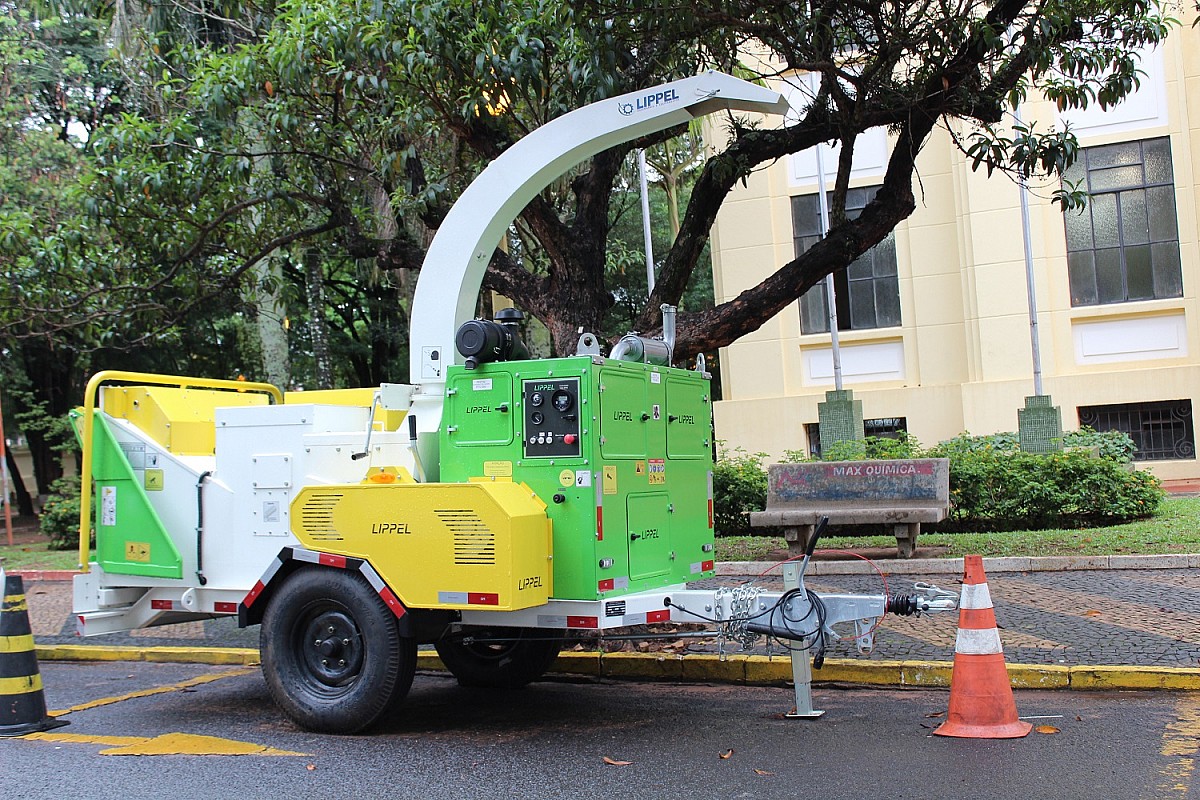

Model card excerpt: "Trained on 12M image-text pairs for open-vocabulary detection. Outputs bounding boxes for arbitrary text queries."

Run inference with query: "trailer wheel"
[435,627,564,689]
[260,569,415,734]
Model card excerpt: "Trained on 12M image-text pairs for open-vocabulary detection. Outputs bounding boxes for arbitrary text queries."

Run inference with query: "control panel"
[522,377,581,458]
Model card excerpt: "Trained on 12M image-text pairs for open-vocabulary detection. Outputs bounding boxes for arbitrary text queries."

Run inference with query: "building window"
[1063,137,1183,307]
[1077,400,1195,461]
[794,186,900,334]
[804,417,908,458]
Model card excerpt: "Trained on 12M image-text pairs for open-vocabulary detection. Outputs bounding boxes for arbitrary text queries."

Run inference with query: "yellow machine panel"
[290,480,552,611]
[100,386,268,455]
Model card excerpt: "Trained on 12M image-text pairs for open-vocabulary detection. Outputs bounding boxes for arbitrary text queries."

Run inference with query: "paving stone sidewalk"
[15,566,1200,668]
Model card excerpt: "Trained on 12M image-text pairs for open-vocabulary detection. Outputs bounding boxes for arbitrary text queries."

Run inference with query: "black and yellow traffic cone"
[1,572,68,736]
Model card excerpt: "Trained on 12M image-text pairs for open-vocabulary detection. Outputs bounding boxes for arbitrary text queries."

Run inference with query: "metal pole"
[0,396,12,546]
[1015,106,1044,396]
[638,149,656,294]
[814,142,843,390]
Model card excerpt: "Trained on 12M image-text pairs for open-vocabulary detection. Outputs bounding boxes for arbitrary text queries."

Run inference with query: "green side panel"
[439,357,715,602]
[88,412,183,578]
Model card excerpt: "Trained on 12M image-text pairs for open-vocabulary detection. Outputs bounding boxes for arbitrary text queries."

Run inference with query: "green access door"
[626,492,672,581]
[444,371,515,447]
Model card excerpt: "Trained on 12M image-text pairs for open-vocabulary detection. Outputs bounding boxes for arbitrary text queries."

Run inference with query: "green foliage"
[712,446,768,536]
[926,432,1163,531]
[1061,426,1137,463]
[822,432,923,462]
[39,475,87,551]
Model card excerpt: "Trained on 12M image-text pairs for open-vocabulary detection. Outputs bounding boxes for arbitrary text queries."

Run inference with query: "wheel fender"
[239,546,410,634]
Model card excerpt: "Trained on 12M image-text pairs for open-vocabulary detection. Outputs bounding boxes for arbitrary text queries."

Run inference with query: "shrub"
[1061,426,1137,462]
[822,432,923,462]
[40,475,88,551]
[926,432,1163,531]
[712,446,768,536]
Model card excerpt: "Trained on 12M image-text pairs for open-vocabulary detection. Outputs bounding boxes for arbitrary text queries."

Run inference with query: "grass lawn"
[0,536,80,571]
[715,495,1200,561]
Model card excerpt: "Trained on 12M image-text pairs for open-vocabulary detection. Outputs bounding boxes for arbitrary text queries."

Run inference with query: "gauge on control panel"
[523,378,581,458]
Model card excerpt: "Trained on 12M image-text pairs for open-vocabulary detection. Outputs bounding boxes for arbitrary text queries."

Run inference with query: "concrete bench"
[748,458,950,558]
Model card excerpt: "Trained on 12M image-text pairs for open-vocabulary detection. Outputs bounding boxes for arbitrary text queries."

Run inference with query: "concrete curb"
[34,645,1200,691]
[719,552,1200,577]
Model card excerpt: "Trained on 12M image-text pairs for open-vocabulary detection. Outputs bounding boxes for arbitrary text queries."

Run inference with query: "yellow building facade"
[711,34,1200,482]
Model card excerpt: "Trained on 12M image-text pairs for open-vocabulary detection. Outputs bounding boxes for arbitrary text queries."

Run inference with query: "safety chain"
[714,585,762,658]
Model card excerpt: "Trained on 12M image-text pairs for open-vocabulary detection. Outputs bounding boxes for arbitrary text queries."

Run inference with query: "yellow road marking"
[1152,695,1200,798]
[22,731,307,757]
[50,667,254,716]
[24,732,148,746]
[100,732,307,757]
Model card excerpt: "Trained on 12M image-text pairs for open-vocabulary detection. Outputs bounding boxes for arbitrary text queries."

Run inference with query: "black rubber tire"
[435,627,564,689]
[260,569,416,734]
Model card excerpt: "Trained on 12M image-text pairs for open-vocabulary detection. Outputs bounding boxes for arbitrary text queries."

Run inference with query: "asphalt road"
[3,661,1197,800]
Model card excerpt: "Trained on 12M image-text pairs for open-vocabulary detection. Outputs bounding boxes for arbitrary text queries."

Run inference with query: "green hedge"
[711,428,1164,535]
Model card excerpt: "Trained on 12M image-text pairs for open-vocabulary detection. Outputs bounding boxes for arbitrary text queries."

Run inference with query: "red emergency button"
[563,434,577,445]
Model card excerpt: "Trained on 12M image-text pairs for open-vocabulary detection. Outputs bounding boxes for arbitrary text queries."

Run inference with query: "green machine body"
[438,356,716,601]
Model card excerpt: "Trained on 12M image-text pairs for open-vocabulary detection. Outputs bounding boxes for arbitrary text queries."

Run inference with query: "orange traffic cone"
[934,555,1031,739]
[1,573,69,736]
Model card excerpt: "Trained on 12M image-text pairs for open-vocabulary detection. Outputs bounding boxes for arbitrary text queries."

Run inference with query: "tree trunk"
[248,255,291,389]
[303,247,334,389]
[4,446,35,517]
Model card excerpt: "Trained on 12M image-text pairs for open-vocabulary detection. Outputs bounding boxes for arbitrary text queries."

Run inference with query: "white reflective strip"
[358,562,386,592]
[707,471,713,500]
[292,548,321,565]
[439,591,468,604]
[955,627,1003,655]
[260,556,284,584]
[959,583,993,610]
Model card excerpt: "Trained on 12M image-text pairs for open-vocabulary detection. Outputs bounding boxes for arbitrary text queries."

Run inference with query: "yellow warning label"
[648,458,666,485]
[125,541,151,563]
[483,460,513,477]
[603,466,618,495]
[635,461,646,476]
[559,469,575,487]
[144,469,164,491]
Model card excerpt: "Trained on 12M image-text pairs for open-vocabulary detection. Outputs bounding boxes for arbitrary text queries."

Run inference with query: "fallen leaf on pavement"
[1084,610,1102,617]
[603,757,632,766]
[1075,716,1083,722]
[306,764,316,771]
[754,769,774,776]
[719,749,734,760]
[1035,725,1060,734]
[924,711,945,718]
